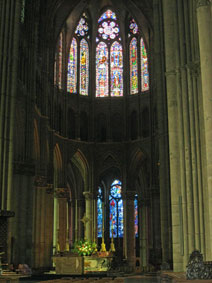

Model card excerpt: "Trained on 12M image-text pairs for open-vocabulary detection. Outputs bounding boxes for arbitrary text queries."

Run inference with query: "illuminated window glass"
[75,15,89,37]
[110,42,123,97]
[96,42,109,97]
[141,38,149,91]
[98,9,117,23]
[109,180,123,238]
[134,194,138,237]
[58,33,63,89]
[129,18,139,35]
[54,55,57,85]
[97,187,103,238]
[130,38,138,94]
[67,38,77,93]
[80,39,89,95]
[96,10,122,97]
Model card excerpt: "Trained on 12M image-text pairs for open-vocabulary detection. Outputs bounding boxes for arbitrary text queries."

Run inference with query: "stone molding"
[55,187,70,199]
[83,191,93,200]
[196,0,211,7]
[34,175,47,187]
[0,210,15,218]
[46,183,54,194]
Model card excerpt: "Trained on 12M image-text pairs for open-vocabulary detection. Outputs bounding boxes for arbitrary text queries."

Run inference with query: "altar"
[52,255,113,275]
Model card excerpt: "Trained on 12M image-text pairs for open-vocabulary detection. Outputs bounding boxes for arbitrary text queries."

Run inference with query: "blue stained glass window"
[97,187,103,238]
[134,194,138,237]
[109,180,123,238]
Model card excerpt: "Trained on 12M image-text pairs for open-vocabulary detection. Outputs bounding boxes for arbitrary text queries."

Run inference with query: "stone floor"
[35,273,212,283]
[2,272,212,283]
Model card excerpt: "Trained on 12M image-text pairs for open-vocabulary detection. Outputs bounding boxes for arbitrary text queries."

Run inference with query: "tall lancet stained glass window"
[80,39,89,95]
[110,42,123,96]
[67,38,77,93]
[141,38,149,91]
[134,194,138,237]
[96,9,123,97]
[109,180,123,238]
[130,38,138,94]
[96,42,109,97]
[58,33,63,89]
[97,187,103,238]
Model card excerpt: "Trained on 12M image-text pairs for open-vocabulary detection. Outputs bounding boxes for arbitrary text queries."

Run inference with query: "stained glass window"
[97,187,103,238]
[80,39,89,95]
[96,10,122,97]
[75,15,89,37]
[54,55,57,85]
[134,194,138,237]
[98,10,117,23]
[98,20,120,41]
[67,38,77,93]
[130,38,138,94]
[58,33,63,89]
[110,42,123,97]
[141,38,149,91]
[109,180,123,238]
[96,42,109,97]
[129,18,139,35]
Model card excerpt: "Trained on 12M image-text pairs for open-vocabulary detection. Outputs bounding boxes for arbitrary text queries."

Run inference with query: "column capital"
[46,183,54,194]
[55,187,69,199]
[196,0,211,8]
[83,191,93,200]
[34,175,47,188]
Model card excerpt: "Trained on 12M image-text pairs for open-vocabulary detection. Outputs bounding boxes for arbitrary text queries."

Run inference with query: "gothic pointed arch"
[53,143,63,187]
[33,119,40,161]
[71,150,89,189]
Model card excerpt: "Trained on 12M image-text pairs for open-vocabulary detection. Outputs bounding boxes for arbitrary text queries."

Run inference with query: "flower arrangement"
[72,240,97,256]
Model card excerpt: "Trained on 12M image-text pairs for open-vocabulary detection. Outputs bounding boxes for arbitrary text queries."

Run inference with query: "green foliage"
[72,240,97,256]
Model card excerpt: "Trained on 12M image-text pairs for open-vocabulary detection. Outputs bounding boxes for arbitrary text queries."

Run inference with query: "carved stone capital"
[83,191,93,200]
[55,188,69,199]
[34,175,47,188]
[46,183,54,194]
[196,0,211,8]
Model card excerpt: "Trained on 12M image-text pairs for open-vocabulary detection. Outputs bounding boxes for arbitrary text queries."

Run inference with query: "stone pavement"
[160,271,212,282]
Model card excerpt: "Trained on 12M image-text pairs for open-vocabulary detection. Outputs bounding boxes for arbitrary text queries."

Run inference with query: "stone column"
[196,0,212,260]
[83,192,93,240]
[140,200,149,271]
[55,188,69,252]
[125,191,136,271]
[162,0,182,271]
